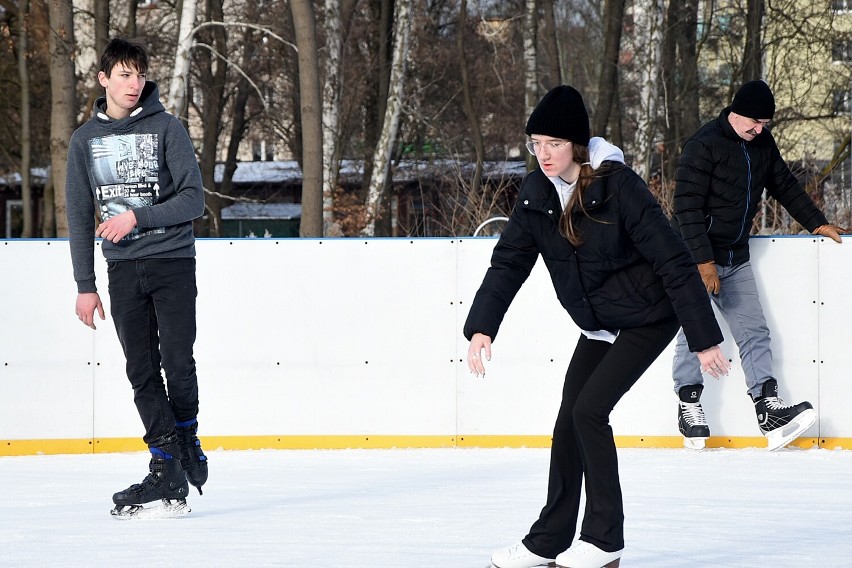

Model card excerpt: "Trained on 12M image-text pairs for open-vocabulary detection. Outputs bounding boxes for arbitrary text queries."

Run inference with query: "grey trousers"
[672,261,773,400]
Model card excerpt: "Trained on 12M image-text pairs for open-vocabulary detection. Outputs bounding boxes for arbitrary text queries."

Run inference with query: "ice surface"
[1,447,850,567]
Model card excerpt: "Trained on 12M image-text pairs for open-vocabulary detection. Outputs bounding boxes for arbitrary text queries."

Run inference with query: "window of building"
[832,38,852,63]
[832,0,852,12]
[832,89,852,115]
[5,199,23,238]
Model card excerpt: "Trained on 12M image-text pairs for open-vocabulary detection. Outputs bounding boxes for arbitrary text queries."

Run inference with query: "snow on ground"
[1,447,851,567]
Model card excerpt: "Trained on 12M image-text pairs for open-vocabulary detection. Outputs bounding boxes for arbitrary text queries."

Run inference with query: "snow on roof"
[214,159,526,184]
[215,162,303,184]
[0,168,50,185]
[221,202,302,220]
[1,160,524,191]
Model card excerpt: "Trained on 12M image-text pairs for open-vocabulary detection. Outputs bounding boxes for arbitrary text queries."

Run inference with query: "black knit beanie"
[730,80,775,120]
[525,85,591,145]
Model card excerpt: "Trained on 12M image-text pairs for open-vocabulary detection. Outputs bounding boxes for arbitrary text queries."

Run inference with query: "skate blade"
[766,408,817,451]
[683,436,707,450]
[486,562,558,567]
[110,498,190,520]
[554,561,618,568]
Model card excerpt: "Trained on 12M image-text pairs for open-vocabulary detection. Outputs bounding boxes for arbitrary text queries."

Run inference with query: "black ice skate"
[176,419,208,495]
[678,384,710,450]
[111,449,190,519]
[753,379,816,451]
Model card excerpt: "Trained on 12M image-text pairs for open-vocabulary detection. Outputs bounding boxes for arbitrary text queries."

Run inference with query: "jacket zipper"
[728,141,753,265]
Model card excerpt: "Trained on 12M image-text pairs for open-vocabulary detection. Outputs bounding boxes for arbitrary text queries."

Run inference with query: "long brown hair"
[559,143,621,246]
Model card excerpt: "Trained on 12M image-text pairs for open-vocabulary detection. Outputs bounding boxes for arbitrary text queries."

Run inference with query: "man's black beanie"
[730,80,775,120]
[525,85,591,145]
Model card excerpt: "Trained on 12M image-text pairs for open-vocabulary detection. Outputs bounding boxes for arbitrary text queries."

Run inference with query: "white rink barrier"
[1,236,850,455]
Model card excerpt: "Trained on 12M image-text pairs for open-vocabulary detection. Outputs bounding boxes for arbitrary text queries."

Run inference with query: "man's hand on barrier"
[813,224,847,244]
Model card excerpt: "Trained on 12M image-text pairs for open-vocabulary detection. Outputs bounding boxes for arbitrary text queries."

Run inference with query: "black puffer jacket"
[464,165,723,353]
[672,108,827,266]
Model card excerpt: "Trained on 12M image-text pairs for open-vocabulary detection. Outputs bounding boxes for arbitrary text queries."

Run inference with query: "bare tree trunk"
[93,0,108,54]
[662,0,699,182]
[126,0,137,37]
[374,0,395,236]
[361,0,411,236]
[609,78,624,149]
[42,170,55,237]
[196,0,227,236]
[79,0,111,124]
[291,0,324,237]
[523,0,537,171]
[209,6,260,238]
[742,0,764,82]
[592,0,626,138]
[630,0,664,181]
[661,0,678,179]
[677,0,700,139]
[377,0,392,123]
[19,0,33,237]
[48,0,76,237]
[457,0,483,201]
[539,0,562,89]
[358,0,387,204]
[166,0,197,121]
[322,0,343,234]
[221,38,254,198]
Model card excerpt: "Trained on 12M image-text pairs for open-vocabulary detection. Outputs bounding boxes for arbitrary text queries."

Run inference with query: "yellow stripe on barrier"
[455,435,553,448]
[815,438,852,450]
[0,438,98,456]
[0,435,847,456]
[202,435,459,450]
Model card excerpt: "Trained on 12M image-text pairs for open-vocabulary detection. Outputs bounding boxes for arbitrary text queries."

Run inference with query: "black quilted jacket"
[672,108,827,266]
[464,165,723,353]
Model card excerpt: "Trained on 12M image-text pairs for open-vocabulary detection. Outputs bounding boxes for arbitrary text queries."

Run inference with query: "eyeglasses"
[525,139,571,155]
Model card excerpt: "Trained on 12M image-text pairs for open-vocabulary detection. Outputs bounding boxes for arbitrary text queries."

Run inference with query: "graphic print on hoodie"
[90,132,165,241]
[66,80,204,294]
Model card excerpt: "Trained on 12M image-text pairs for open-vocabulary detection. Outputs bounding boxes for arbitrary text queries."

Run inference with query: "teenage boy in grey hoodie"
[65,37,207,516]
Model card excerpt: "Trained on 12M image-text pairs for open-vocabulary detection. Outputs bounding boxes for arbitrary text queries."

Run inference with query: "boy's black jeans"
[107,258,199,451]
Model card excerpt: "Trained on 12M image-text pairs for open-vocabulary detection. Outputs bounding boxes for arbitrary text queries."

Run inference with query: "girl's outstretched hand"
[467,333,492,377]
[697,345,731,379]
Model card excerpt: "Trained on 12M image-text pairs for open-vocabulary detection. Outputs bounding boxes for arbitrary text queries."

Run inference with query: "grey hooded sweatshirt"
[65,81,205,294]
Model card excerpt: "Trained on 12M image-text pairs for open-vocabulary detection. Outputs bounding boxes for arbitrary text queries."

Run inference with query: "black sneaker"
[112,449,189,506]
[753,379,816,451]
[678,384,710,449]
[176,419,208,494]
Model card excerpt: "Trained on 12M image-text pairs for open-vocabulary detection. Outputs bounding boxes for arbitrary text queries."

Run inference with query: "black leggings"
[523,316,681,557]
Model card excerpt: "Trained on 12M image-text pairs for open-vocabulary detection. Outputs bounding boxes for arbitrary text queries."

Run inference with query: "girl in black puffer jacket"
[465,85,729,568]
